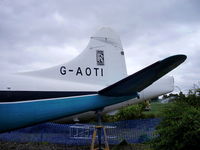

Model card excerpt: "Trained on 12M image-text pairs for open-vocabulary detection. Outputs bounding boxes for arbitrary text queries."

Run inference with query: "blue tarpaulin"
[0,118,161,145]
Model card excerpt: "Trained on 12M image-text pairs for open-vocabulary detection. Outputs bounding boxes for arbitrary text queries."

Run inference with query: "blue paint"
[0,94,136,132]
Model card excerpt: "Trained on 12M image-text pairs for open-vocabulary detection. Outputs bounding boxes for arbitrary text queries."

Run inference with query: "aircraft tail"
[22,27,127,86]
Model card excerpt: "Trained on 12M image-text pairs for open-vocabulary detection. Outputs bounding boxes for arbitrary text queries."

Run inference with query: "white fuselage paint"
[0,71,173,122]
[0,27,174,124]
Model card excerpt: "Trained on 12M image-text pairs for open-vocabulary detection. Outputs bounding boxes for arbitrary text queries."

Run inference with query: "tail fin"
[22,27,127,85]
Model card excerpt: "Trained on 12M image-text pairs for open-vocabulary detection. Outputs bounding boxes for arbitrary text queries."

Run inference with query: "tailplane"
[99,55,187,96]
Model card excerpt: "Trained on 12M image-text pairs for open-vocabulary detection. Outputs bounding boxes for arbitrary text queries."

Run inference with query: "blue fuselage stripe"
[0,94,136,132]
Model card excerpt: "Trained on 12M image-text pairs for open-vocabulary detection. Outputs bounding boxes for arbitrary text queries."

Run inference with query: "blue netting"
[0,118,161,145]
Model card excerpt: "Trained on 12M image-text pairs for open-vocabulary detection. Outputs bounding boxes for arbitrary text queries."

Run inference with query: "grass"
[142,102,171,118]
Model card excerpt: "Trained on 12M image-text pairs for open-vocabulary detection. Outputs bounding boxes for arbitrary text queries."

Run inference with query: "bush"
[103,102,156,122]
[102,105,143,122]
[151,91,200,150]
[113,103,147,121]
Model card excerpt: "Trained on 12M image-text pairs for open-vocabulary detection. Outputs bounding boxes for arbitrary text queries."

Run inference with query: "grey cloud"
[0,0,199,92]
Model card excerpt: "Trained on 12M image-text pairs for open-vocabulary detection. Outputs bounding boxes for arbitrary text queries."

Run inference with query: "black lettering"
[85,67,91,76]
[60,66,66,75]
[101,68,103,76]
[94,68,99,76]
[76,67,83,76]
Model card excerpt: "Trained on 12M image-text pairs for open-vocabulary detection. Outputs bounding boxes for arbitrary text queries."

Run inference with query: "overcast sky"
[0,0,199,93]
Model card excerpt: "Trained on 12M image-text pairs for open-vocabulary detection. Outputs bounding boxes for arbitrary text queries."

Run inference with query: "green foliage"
[143,102,170,118]
[103,102,158,122]
[151,91,200,150]
[103,104,144,122]
[115,104,144,121]
[176,91,200,107]
[106,102,147,122]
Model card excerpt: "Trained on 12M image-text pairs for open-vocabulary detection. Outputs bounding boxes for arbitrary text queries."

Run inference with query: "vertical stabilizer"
[22,27,127,86]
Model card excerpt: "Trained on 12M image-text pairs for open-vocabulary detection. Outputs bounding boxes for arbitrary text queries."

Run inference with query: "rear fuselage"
[0,73,173,131]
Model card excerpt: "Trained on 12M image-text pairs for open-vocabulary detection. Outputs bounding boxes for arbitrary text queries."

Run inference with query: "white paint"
[17,27,127,87]
[0,27,175,122]
[0,27,128,91]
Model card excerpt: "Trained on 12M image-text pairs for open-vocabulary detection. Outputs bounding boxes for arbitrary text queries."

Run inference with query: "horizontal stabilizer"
[99,55,186,96]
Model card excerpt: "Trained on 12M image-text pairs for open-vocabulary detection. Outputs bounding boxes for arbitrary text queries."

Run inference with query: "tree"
[151,91,200,150]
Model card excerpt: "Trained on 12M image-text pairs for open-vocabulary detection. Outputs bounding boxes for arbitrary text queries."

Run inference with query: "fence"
[0,118,161,145]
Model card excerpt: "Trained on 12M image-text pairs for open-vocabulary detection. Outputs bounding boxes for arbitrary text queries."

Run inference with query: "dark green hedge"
[150,91,200,150]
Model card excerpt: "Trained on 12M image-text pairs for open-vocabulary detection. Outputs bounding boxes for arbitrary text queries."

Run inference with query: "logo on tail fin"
[96,50,104,66]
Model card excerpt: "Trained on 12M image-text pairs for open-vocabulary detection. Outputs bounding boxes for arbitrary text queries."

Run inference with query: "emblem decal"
[96,50,104,66]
